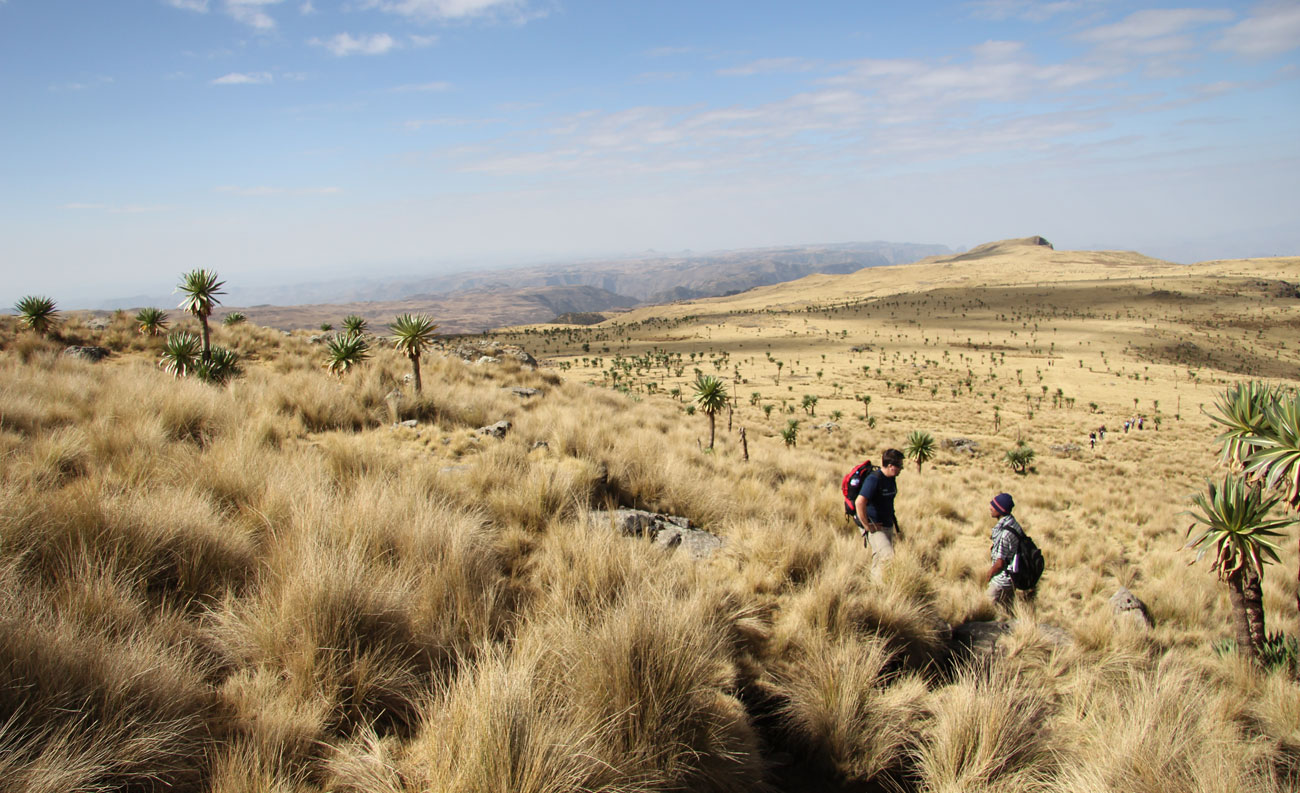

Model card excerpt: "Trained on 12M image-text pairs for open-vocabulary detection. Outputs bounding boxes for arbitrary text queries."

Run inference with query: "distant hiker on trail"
[986,492,1041,612]
[855,448,904,576]
[1124,420,1130,433]
[1089,431,1096,450]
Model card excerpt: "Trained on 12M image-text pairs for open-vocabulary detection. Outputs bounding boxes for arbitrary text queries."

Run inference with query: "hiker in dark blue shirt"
[854,448,904,577]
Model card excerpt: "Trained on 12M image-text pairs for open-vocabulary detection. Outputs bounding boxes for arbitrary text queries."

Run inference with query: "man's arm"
[854,494,876,532]
[985,557,1006,584]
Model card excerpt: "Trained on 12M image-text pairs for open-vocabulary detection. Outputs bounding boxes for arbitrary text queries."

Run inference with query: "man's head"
[990,492,1014,517]
[880,448,904,477]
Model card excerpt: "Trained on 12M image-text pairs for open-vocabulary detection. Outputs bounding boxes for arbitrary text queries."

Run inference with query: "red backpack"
[840,460,875,515]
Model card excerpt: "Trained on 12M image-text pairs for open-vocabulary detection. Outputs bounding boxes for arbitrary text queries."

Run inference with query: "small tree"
[197,346,241,384]
[905,430,936,473]
[781,419,799,447]
[14,295,60,336]
[802,393,818,416]
[1239,388,1300,615]
[342,314,368,337]
[135,307,169,336]
[856,393,872,420]
[1185,474,1292,664]
[389,314,439,393]
[1005,442,1035,475]
[693,374,728,450]
[175,269,225,363]
[159,332,201,378]
[221,311,247,327]
[325,333,370,375]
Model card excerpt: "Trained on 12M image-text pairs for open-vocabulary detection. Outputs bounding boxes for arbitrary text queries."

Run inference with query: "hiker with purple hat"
[986,492,1029,611]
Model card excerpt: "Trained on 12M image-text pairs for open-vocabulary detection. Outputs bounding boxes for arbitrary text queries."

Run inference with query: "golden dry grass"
[2,241,1299,791]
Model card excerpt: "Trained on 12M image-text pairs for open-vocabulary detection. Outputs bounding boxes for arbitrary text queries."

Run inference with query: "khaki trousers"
[864,525,895,578]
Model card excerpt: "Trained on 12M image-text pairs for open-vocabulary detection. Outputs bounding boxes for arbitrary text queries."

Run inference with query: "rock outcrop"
[64,346,110,362]
[1110,587,1154,630]
[588,508,724,560]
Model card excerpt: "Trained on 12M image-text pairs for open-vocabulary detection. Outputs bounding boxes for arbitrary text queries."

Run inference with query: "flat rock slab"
[589,508,723,560]
[477,420,511,438]
[950,619,1073,657]
[64,346,110,362]
[652,525,725,560]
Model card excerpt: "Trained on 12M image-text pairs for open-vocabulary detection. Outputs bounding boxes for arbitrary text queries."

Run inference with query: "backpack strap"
[999,519,1027,541]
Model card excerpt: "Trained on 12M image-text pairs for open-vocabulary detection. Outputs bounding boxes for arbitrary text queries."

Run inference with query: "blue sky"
[2,0,1298,308]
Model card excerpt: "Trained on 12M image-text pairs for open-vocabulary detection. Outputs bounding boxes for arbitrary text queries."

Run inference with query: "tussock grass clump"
[775,548,948,670]
[0,564,218,793]
[409,593,764,793]
[912,661,1057,793]
[773,632,929,784]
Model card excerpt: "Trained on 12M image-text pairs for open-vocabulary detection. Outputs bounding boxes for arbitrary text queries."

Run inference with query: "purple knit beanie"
[991,493,1014,516]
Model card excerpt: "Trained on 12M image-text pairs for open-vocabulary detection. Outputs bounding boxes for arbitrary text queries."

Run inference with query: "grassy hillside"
[2,241,1299,792]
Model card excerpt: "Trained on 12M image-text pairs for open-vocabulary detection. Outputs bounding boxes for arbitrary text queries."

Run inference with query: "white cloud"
[300,0,315,13]
[211,71,273,84]
[970,0,1106,22]
[1216,1,1300,57]
[165,0,283,30]
[1079,9,1235,46]
[49,76,115,92]
[62,202,171,213]
[311,32,400,56]
[409,34,439,47]
[363,0,536,22]
[215,185,343,195]
[718,57,816,77]
[645,46,698,58]
[225,0,283,31]
[391,80,453,92]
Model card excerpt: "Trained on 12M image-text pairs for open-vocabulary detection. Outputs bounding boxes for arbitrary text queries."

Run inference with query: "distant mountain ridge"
[92,240,952,314]
[125,240,955,333]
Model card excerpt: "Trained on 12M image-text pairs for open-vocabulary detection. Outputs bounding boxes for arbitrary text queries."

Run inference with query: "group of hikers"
[843,449,1044,612]
[1089,415,1151,448]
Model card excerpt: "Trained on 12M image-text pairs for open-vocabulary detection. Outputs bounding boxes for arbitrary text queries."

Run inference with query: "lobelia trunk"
[1241,570,1267,653]
[411,354,423,393]
[200,316,212,363]
[1227,570,1261,664]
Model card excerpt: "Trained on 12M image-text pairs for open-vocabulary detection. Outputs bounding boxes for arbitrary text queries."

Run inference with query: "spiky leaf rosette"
[342,314,368,336]
[1185,474,1292,581]
[693,374,728,416]
[135,307,169,336]
[1244,392,1300,512]
[325,332,370,375]
[196,346,241,384]
[389,314,438,358]
[14,295,60,335]
[175,269,225,319]
[905,429,935,471]
[159,332,201,378]
[1207,382,1276,470]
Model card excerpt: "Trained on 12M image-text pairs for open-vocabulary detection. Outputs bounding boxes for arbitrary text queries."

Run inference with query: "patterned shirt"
[990,515,1022,589]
